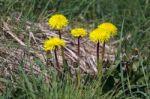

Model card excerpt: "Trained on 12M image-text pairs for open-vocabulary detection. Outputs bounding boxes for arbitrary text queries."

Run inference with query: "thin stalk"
[77,37,80,65]
[54,48,60,69]
[58,30,62,39]
[97,42,100,66]
[77,37,81,88]
[58,30,66,71]
[102,41,105,61]
[97,42,101,74]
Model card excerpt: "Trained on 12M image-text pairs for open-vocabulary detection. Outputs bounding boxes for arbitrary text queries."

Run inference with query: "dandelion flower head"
[71,28,87,37]
[48,14,68,30]
[89,28,111,44]
[43,37,65,51]
[98,22,118,36]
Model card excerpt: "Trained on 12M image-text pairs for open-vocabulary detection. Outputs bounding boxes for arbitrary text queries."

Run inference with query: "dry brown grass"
[0,18,117,80]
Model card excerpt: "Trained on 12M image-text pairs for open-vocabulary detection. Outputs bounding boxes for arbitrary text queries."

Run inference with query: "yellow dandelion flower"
[43,37,65,51]
[44,39,54,51]
[89,28,110,44]
[71,28,87,37]
[98,22,118,36]
[52,37,65,47]
[48,14,68,30]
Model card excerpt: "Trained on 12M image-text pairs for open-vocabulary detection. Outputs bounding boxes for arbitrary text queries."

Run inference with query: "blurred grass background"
[1,0,150,49]
[0,0,150,98]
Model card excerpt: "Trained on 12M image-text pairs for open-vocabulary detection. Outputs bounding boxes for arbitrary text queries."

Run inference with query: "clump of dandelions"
[48,14,68,68]
[98,22,118,61]
[89,28,111,75]
[89,22,118,75]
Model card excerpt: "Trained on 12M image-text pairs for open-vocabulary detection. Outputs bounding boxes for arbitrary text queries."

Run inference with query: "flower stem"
[58,30,66,72]
[58,30,62,39]
[54,48,60,69]
[77,37,81,88]
[97,42,100,74]
[102,41,105,61]
[77,37,80,65]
